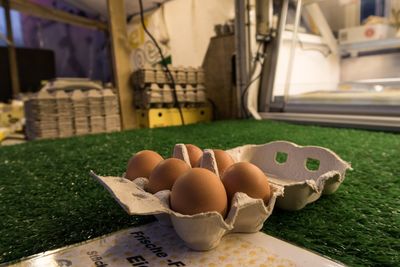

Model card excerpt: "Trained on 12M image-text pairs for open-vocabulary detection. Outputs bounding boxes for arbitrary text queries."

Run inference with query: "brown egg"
[146,158,191,194]
[197,149,234,176]
[185,144,203,167]
[170,168,228,217]
[125,150,163,180]
[221,162,271,203]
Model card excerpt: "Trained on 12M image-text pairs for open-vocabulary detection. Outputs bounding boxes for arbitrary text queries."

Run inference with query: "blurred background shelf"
[340,37,400,55]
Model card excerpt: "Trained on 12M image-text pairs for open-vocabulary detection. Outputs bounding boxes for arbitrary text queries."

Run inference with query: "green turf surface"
[0,120,399,266]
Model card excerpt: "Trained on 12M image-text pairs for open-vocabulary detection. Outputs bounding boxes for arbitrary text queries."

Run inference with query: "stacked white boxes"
[24,88,121,140]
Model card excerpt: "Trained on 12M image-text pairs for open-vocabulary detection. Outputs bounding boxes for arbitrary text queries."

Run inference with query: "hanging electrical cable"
[240,42,264,117]
[138,0,185,125]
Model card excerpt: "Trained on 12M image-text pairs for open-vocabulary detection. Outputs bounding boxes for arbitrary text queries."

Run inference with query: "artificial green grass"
[0,120,399,266]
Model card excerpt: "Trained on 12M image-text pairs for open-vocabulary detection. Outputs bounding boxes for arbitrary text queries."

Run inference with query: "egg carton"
[91,144,283,251]
[225,141,352,211]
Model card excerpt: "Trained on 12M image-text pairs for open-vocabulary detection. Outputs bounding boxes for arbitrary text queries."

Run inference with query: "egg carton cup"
[91,145,283,251]
[225,141,352,211]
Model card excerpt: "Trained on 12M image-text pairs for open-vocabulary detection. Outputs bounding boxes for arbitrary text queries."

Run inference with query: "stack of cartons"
[55,90,74,138]
[25,90,58,139]
[88,90,105,133]
[131,65,207,108]
[71,90,89,135]
[195,67,206,103]
[195,84,207,103]
[25,87,121,140]
[103,89,121,132]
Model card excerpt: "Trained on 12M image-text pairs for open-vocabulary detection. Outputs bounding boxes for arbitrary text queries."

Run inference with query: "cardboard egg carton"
[195,84,207,103]
[102,89,119,115]
[91,144,283,251]
[132,65,205,88]
[89,116,105,133]
[175,67,187,84]
[25,86,121,139]
[155,65,168,84]
[140,84,163,108]
[24,91,57,120]
[104,114,121,132]
[175,84,186,103]
[73,116,90,135]
[55,91,73,117]
[196,67,205,84]
[186,67,197,84]
[137,84,189,108]
[87,90,103,116]
[161,84,174,104]
[184,84,196,104]
[225,141,352,211]
[131,65,207,108]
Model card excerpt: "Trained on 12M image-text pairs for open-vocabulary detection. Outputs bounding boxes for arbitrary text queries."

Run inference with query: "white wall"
[163,0,234,67]
[127,0,234,70]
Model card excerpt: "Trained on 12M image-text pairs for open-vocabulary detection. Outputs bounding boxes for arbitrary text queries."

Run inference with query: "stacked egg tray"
[24,88,121,140]
[92,141,351,250]
[131,65,206,109]
[25,90,59,139]
[55,90,74,137]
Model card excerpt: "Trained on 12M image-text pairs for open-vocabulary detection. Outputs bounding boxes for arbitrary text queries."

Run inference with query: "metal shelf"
[340,38,400,55]
[260,112,400,131]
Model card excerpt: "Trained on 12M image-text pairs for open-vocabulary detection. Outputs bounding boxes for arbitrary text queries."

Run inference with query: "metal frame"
[247,0,400,131]
[234,0,250,117]
[258,0,289,112]
[260,112,400,131]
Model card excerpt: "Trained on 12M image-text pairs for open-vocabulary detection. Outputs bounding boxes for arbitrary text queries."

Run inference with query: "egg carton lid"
[225,141,352,211]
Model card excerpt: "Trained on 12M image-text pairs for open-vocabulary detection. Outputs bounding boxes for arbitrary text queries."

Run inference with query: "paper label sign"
[9,222,344,267]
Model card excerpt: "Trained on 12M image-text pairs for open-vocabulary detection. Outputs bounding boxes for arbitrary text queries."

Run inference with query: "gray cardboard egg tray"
[25,89,121,139]
[91,141,351,251]
[132,66,206,109]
